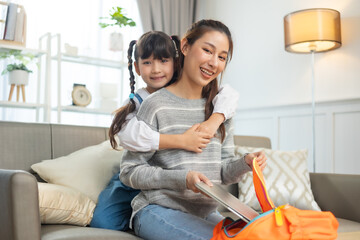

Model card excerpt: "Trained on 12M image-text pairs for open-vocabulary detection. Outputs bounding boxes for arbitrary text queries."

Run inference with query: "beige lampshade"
[284,8,341,53]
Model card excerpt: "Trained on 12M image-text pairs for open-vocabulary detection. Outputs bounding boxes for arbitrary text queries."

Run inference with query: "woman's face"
[181,30,229,88]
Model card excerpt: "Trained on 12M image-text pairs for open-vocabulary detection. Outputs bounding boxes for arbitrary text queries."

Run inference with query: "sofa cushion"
[236,146,320,212]
[41,225,141,240]
[31,140,123,202]
[38,183,96,226]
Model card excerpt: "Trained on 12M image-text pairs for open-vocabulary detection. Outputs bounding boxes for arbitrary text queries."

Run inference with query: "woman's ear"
[134,62,141,76]
[180,38,189,56]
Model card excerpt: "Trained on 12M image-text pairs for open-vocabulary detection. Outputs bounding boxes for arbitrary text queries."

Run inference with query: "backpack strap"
[135,93,143,104]
[252,158,275,212]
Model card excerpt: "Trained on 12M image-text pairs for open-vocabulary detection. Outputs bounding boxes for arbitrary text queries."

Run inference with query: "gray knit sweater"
[119,88,251,226]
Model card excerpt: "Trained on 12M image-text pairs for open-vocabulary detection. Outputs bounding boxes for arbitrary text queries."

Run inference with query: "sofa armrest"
[0,169,41,240]
[310,172,360,223]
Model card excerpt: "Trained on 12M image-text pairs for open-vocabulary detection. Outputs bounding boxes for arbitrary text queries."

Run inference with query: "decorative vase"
[8,70,29,102]
[109,32,123,51]
[8,70,29,85]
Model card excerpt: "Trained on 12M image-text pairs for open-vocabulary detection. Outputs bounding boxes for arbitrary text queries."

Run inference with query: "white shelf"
[56,105,113,115]
[0,34,51,123]
[0,101,46,109]
[52,53,126,69]
[0,43,47,57]
[52,33,125,123]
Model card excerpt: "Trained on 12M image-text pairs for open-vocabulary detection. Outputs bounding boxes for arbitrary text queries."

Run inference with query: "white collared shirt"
[117,85,239,151]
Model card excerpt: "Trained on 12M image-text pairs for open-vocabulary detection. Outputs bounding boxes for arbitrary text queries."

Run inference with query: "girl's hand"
[197,113,225,137]
[186,170,213,193]
[244,151,267,171]
[181,124,211,153]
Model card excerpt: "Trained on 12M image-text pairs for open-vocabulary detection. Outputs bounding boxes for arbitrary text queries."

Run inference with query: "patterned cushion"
[236,146,320,212]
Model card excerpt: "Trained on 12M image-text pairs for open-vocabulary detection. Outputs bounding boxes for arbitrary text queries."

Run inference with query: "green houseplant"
[0,50,35,75]
[99,7,136,51]
[0,50,36,102]
[99,7,136,29]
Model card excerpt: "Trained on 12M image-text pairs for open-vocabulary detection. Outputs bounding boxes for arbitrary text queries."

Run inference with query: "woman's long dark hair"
[179,19,234,142]
[109,31,181,149]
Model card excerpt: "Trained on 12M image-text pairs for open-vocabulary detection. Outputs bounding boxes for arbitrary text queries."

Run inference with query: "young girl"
[108,31,240,153]
[120,20,267,240]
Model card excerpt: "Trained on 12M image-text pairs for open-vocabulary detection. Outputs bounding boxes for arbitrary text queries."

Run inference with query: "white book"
[0,4,8,39]
[14,7,25,42]
[4,3,18,41]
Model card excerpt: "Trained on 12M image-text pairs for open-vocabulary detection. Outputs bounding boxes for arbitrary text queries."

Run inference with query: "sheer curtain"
[137,0,197,37]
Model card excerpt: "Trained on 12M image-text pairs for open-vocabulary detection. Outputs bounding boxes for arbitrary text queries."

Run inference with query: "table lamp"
[284,8,341,172]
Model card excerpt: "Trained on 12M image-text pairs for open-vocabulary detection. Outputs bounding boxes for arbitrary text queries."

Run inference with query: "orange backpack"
[211,159,339,240]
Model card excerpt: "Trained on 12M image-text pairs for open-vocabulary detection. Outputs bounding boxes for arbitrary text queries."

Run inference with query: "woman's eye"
[219,56,226,61]
[203,48,212,54]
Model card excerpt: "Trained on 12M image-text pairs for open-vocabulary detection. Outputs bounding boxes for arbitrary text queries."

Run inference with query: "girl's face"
[181,31,229,88]
[134,55,174,94]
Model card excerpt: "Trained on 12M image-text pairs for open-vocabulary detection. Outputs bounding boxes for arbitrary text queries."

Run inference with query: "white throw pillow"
[31,140,123,202]
[38,182,96,226]
[236,146,321,212]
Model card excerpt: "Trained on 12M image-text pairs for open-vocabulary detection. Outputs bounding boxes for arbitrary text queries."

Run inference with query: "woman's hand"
[244,151,267,171]
[186,171,213,193]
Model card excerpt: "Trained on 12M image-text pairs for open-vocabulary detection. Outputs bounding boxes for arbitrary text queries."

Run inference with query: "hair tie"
[171,39,179,58]
[129,93,135,100]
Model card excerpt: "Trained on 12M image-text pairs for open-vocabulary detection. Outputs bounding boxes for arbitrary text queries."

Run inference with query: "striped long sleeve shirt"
[119,88,251,226]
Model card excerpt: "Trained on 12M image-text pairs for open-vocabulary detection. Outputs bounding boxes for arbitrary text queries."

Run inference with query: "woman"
[120,19,267,240]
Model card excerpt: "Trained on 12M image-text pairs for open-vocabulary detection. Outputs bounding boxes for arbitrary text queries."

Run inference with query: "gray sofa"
[0,121,359,240]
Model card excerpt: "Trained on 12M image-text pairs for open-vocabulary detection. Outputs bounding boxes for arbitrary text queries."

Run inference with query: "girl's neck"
[145,86,156,94]
[166,76,203,99]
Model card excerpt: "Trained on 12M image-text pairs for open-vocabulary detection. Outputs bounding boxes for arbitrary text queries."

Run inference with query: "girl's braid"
[128,40,137,104]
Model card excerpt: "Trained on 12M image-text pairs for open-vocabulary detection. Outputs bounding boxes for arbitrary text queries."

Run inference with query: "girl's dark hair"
[180,19,233,143]
[109,31,180,149]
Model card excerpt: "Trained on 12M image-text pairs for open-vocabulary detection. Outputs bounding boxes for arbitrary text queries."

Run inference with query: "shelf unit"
[58,105,113,115]
[54,54,125,68]
[0,2,27,47]
[0,33,51,122]
[51,34,126,123]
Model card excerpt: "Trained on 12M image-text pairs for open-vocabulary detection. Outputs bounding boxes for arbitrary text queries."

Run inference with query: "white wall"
[234,99,360,174]
[199,0,360,109]
[198,0,360,174]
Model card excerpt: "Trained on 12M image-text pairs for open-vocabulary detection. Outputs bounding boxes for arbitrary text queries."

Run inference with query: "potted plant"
[0,50,36,102]
[99,7,136,51]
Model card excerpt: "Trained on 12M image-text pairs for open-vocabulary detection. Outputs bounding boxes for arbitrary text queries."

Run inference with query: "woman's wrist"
[243,153,251,167]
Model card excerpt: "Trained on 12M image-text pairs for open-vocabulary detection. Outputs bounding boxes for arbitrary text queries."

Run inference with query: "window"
[1,0,144,126]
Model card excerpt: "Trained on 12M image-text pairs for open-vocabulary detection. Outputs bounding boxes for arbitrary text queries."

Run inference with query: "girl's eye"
[161,59,169,63]
[143,61,151,65]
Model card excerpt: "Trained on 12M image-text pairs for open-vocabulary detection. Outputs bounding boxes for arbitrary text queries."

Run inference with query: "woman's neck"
[166,76,203,99]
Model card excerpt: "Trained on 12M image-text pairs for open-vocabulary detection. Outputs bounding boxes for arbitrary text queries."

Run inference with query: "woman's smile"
[200,67,215,79]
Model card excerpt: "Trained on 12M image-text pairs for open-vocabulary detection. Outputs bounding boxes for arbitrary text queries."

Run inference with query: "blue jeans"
[133,204,224,240]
